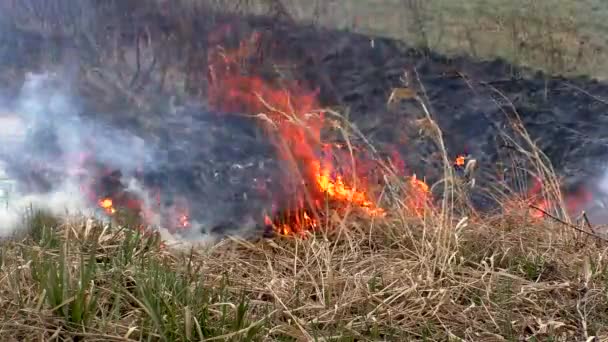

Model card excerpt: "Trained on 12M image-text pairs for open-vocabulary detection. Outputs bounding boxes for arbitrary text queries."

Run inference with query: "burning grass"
[1,89,608,340]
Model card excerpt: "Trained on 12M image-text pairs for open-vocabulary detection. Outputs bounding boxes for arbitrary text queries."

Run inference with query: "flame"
[207,29,388,235]
[507,177,593,220]
[98,198,116,215]
[178,214,190,228]
[87,26,437,236]
[265,211,317,237]
[454,155,465,167]
[314,161,385,216]
[406,174,431,215]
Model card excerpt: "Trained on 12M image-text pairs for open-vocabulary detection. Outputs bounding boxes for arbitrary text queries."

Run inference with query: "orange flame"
[314,161,385,216]
[178,215,190,228]
[406,174,431,215]
[98,198,116,215]
[455,155,465,167]
[207,29,388,235]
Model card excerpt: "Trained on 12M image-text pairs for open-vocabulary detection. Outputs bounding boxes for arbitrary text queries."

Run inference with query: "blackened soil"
[225,16,608,206]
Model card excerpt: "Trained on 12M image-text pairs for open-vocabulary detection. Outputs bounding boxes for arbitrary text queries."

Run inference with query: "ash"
[140,107,284,237]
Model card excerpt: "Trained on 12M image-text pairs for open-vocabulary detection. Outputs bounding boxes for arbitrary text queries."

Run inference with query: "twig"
[530,205,608,242]
[129,28,142,87]
[582,211,594,232]
[561,82,608,105]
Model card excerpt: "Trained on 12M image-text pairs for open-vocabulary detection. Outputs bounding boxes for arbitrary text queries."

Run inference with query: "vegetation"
[3,195,608,340]
[221,0,608,79]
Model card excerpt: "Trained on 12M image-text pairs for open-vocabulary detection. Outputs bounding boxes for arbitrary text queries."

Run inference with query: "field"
[210,0,608,79]
[1,1,608,341]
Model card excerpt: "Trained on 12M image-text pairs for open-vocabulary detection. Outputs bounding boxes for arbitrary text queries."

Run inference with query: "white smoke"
[0,72,147,237]
[0,72,244,248]
[581,169,608,229]
[0,180,93,235]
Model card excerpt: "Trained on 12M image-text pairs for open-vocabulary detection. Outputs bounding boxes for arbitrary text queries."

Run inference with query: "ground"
[2,201,608,341]
[213,0,608,79]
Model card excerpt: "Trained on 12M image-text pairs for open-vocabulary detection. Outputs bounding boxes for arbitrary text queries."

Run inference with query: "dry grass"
[1,82,608,341]
[194,0,608,79]
[2,192,607,341]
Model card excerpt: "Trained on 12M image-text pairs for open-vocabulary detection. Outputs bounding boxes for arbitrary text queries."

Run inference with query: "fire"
[265,211,318,236]
[454,155,465,167]
[67,25,597,237]
[178,215,190,228]
[98,198,116,215]
[314,161,385,216]
[504,177,593,220]
[406,174,431,215]
[207,29,388,235]
[85,26,437,236]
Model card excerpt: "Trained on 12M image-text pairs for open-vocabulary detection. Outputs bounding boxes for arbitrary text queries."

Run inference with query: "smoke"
[0,72,141,236]
[0,180,92,233]
[0,71,280,242]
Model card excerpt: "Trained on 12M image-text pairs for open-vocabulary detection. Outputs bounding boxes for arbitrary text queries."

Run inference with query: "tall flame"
[90,26,438,235]
[207,29,387,234]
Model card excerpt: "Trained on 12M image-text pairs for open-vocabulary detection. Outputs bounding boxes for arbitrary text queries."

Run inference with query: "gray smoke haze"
[0,72,145,235]
[0,71,281,244]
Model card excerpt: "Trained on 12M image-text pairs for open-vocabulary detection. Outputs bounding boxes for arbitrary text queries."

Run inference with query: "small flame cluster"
[98,198,116,215]
[523,178,592,220]
[83,162,192,232]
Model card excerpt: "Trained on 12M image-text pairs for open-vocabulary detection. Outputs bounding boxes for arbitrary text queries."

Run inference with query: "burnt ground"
[2,7,608,229]
[223,16,608,209]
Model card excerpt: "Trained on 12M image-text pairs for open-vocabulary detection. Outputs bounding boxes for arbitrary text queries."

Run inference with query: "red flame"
[506,177,593,220]
[207,29,388,234]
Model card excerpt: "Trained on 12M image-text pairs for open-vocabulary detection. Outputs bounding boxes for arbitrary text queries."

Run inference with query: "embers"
[263,208,319,237]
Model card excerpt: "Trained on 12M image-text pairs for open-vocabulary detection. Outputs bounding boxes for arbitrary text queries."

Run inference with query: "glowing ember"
[98,198,116,215]
[178,215,190,228]
[454,155,465,167]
